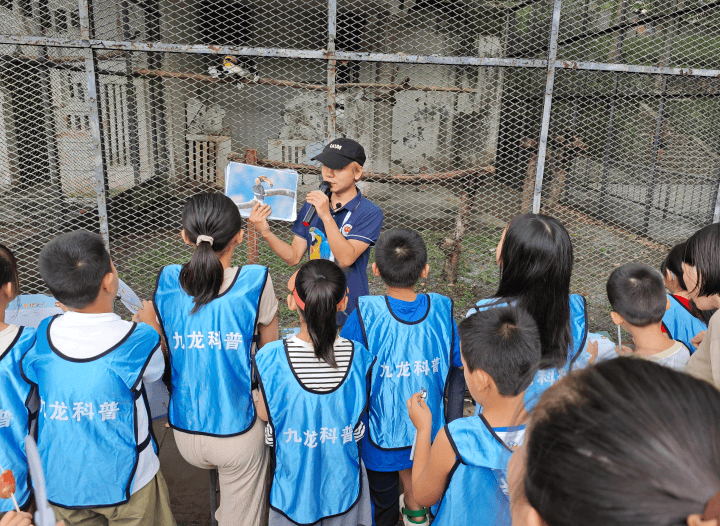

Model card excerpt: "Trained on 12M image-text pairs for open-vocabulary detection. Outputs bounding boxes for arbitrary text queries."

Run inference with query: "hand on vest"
[407,392,432,433]
[692,330,707,348]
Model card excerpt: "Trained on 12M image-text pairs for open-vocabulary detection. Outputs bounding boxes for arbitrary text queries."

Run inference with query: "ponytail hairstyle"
[495,213,573,369]
[0,243,19,300]
[660,241,688,291]
[294,259,346,367]
[522,358,720,526]
[180,193,243,313]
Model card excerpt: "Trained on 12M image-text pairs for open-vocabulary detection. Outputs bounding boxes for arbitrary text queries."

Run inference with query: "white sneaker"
[399,493,429,526]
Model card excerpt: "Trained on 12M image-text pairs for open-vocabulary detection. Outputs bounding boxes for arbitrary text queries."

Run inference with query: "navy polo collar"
[332,186,362,215]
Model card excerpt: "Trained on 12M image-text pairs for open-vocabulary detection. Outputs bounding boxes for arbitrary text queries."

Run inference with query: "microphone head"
[319,181,332,194]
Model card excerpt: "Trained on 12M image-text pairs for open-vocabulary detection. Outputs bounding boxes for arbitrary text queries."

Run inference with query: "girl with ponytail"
[254,259,376,526]
[138,192,279,526]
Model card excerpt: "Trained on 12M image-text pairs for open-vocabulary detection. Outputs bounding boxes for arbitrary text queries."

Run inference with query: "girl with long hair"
[137,192,279,526]
[254,259,375,526]
[467,213,595,405]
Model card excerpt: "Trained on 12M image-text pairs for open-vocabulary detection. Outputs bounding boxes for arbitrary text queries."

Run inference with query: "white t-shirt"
[49,311,164,495]
[0,324,20,354]
[642,340,690,372]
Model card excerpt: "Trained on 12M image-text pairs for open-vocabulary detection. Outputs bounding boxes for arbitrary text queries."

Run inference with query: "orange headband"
[292,288,346,311]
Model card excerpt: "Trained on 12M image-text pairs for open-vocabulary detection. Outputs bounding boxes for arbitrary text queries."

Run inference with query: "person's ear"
[420,264,430,279]
[372,262,381,277]
[287,293,298,312]
[338,294,349,313]
[687,514,718,526]
[0,281,14,302]
[234,229,244,247]
[470,368,492,392]
[354,163,363,182]
[666,297,672,312]
[101,271,116,295]
[180,229,194,247]
[610,311,624,326]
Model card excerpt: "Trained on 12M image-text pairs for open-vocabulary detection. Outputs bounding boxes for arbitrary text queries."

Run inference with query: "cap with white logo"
[311,138,366,170]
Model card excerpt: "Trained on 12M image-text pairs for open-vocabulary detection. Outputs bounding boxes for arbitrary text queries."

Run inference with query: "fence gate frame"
[2,0,720,253]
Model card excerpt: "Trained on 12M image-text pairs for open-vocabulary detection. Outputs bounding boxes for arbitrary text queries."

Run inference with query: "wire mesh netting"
[0,0,719,337]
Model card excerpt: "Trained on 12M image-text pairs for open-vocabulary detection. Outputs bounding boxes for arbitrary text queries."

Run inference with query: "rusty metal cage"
[1,0,719,334]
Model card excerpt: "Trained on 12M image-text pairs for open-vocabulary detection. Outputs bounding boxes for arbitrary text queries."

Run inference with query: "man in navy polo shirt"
[249,138,383,324]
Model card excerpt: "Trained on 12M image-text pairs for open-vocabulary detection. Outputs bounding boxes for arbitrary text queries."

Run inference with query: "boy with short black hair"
[606,262,690,371]
[341,227,463,526]
[407,305,540,526]
[21,230,175,525]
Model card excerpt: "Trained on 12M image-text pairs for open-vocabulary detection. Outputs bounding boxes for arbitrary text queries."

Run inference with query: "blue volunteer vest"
[469,294,589,410]
[357,294,453,450]
[431,416,517,526]
[0,326,36,511]
[662,294,706,354]
[21,316,159,508]
[255,339,375,525]
[154,264,267,436]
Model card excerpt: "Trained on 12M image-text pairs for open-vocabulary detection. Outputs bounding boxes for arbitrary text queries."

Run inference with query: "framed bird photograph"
[225,162,299,221]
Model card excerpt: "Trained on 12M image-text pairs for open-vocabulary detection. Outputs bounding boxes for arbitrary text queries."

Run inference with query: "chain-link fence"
[1,0,719,331]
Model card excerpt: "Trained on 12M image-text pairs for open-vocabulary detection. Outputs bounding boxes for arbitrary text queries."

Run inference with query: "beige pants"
[174,417,269,526]
[52,471,176,526]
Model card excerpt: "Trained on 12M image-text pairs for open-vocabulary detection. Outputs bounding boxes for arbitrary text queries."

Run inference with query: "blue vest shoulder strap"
[154,264,268,436]
[568,294,589,363]
[255,338,374,525]
[21,316,158,508]
[432,416,515,526]
[358,294,453,450]
[0,326,36,511]
[662,294,706,354]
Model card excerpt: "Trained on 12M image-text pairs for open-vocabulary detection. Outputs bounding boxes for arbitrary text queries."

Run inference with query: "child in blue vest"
[254,259,375,526]
[466,213,596,408]
[340,228,464,526]
[407,305,541,526]
[136,193,278,526]
[0,244,36,515]
[607,263,690,371]
[660,242,708,352]
[21,230,175,525]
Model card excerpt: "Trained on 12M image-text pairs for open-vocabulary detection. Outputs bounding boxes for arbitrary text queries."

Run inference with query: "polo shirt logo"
[329,144,342,150]
[342,224,353,235]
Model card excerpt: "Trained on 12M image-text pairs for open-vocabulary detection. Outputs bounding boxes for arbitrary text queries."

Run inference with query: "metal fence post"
[79,0,111,253]
[713,173,720,223]
[327,0,337,141]
[532,0,562,214]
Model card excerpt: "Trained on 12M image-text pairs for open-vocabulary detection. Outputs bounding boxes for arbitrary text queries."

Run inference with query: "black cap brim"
[311,151,354,170]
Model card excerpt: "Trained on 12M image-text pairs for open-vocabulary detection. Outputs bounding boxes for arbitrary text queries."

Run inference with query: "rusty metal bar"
[79,0,110,252]
[533,0,562,214]
[327,0,337,141]
[121,0,142,187]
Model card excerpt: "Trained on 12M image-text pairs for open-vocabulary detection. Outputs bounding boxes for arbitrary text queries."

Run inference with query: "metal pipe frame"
[78,0,110,253]
[327,0,337,141]
[532,0,562,214]
[4,34,720,78]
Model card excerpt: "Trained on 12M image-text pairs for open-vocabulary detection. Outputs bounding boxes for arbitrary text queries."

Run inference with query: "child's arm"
[134,300,168,357]
[254,388,269,422]
[407,393,458,508]
[249,203,307,266]
[257,314,279,349]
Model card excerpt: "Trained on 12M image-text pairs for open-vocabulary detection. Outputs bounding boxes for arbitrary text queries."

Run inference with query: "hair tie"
[703,491,720,521]
[316,274,326,281]
[196,235,214,246]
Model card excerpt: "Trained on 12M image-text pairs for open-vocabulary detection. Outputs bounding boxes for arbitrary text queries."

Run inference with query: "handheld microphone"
[302,181,332,227]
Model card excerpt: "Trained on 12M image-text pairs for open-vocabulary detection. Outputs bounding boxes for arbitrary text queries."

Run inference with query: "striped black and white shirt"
[264,335,364,446]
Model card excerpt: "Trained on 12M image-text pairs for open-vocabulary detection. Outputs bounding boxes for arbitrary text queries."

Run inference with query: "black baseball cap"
[311,138,366,170]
